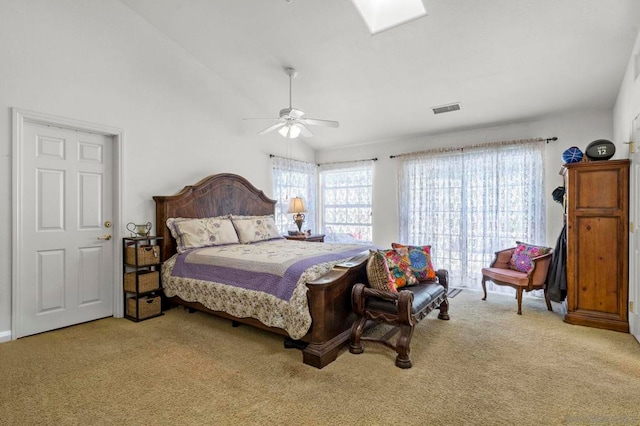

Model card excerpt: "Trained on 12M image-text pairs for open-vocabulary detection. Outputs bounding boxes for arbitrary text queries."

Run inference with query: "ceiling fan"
[244,67,339,139]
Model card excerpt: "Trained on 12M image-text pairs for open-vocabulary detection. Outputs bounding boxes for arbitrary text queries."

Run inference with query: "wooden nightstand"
[284,234,325,243]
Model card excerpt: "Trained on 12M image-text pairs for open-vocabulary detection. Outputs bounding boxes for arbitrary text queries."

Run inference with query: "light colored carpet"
[1,289,639,426]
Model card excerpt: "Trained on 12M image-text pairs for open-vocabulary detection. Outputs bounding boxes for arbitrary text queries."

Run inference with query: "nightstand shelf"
[123,236,164,322]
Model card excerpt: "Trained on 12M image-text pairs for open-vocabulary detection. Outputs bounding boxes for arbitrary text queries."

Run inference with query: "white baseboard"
[0,330,12,343]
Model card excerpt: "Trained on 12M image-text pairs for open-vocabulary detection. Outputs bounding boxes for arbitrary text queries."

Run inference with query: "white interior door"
[629,113,640,343]
[15,121,115,338]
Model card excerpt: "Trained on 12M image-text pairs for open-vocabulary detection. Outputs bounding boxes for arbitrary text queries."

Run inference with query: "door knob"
[97,233,112,241]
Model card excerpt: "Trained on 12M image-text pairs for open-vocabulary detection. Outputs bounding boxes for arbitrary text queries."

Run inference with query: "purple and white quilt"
[162,239,368,339]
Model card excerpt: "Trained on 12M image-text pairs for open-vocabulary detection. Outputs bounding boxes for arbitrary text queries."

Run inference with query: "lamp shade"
[287,197,306,213]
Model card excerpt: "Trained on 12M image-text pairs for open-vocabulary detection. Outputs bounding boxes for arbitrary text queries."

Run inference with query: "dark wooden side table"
[284,234,325,243]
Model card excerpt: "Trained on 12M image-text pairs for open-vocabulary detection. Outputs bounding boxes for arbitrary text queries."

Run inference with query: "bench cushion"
[366,282,445,315]
[482,267,529,287]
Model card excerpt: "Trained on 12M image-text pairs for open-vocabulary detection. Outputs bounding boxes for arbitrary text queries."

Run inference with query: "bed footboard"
[302,251,369,368]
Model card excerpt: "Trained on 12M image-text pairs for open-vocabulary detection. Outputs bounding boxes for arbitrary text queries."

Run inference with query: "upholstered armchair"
[481,246,553,315]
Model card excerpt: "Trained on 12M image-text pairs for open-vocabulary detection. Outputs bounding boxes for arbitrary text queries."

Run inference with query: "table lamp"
[287,197,307,234]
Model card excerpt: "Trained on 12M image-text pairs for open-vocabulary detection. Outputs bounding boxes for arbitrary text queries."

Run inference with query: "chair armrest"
[351,283,414,324]
[527,251,553,286]
[491,248,515,269]
[436,269,449,291]
[351,283,399,316]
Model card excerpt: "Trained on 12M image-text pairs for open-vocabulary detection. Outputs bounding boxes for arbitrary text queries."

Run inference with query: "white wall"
[613,27,640,339]
[0,0,314,337]
[315,110,615,248]
[614,37,640,144]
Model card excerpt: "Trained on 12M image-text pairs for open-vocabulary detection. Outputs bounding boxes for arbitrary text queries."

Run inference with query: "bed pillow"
[509,242,552,273]
[366,250,396,293]
[231,215,283,244]
[379,247,418,290]
[166,216,239,253]
[391,243,437,281]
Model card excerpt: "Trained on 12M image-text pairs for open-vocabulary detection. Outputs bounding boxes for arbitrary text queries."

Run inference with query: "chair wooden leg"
[516,287,523,315]
[544,287,553,312]
[395,324,414,369]
[349,317,367,354]
[481,277,488,301]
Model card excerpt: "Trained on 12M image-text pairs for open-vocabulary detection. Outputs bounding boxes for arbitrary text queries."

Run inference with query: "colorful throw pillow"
[230,215,283,244]
[391,243,437,281]
[366,251,396,292]
[166,216,239,253]
[509,242,552,273]
[379,248,419,290]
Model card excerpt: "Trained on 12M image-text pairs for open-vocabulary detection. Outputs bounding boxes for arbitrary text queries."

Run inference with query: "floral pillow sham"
[167,216,239,253]
[230,215,283,244]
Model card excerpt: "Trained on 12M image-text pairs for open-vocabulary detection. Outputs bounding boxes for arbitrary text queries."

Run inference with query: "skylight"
[351,0,427,35]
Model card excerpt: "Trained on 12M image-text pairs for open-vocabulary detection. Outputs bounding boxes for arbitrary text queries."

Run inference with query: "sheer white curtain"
[398,139,546,293]
[319,160,374,243]
[271,156,318,234]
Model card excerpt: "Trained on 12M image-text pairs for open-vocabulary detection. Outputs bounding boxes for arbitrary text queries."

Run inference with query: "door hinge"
[631,222,635,233]
[630,301,634,313]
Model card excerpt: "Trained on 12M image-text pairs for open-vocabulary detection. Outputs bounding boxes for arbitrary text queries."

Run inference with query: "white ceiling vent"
[432,103,461,115]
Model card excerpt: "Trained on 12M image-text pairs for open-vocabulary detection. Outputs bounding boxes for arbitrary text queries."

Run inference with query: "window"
[398,140,546,292]
[271,157,317,234]
[319,161,374,243]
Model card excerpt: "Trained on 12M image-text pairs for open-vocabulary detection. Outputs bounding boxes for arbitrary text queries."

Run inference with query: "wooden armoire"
[563,159,629,332]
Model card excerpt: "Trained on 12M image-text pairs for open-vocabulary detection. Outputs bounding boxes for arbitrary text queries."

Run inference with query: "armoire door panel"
[575,169,620,209]
[575,216,621,314]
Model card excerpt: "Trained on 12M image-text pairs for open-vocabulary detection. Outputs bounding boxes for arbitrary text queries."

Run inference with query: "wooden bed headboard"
[153,173,277,261]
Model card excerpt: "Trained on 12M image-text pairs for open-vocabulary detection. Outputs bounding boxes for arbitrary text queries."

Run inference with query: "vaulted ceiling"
[120,0,640,149]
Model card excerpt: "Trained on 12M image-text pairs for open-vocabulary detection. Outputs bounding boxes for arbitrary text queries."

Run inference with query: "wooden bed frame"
[153,173,369,368]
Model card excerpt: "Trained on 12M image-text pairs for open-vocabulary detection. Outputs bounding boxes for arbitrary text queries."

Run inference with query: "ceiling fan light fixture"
[289,125,301,138]
[278,124,301,139]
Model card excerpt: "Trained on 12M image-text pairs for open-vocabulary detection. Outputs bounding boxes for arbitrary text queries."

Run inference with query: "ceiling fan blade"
[297,123,314,138]
[257,121,286,135]
[243,118,281,121]
[300,118,340,128]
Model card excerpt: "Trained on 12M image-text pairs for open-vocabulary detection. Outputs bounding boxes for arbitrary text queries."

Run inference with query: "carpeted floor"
[1,289,639,425]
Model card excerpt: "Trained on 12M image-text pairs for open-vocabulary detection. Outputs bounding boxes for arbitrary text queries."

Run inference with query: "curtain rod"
[317,158,377,166]
[389,137,557,159]
[269,154,309,162]
[269,154,378,165]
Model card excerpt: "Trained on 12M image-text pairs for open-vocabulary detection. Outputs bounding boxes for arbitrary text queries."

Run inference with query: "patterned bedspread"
[162,239,369,339]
